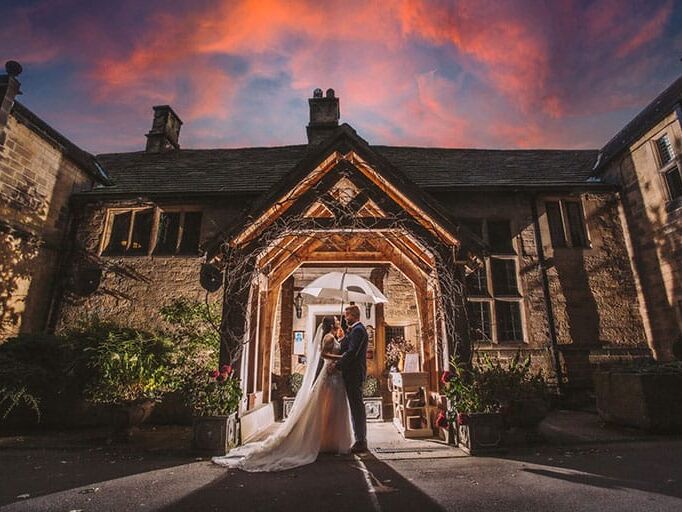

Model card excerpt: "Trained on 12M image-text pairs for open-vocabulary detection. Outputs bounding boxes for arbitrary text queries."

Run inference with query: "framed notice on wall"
[403,353,420,373]
[293,331,305,355]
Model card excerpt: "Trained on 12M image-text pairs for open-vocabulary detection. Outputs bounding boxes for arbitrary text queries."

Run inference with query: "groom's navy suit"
[336,321,368,445]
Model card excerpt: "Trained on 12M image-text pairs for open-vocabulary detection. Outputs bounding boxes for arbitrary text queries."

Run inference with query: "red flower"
[440,371,453,385]
[216,373,225,382]
[220,365,233,375]
[210,370,220,379]
[435,411,449,429]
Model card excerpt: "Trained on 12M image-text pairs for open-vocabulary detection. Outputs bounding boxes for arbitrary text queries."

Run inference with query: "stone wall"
[0,115,95,339]
[56,197,250,332]
[432,190,649,389]
[600,111,682,359]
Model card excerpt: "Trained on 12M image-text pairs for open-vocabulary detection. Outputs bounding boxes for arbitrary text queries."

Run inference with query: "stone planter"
[594,371,682,433]
[456,412,504,455]
[364,397,383,422]
[192,412,240,455]
[109,399,156,441]
[282,397,296,420]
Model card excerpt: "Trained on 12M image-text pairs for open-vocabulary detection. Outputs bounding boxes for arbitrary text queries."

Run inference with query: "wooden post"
[369,266,388,377]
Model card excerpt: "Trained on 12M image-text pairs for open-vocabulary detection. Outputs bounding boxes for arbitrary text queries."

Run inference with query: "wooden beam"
[258,285,281,402]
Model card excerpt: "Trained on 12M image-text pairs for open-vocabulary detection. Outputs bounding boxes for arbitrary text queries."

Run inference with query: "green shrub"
[0,333,70,422]
[77,322,178,405]
[442,352,548,418]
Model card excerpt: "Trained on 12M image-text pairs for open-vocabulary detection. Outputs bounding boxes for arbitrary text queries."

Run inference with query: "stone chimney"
[145,105,183,153]
[0,60,23,145]
[307,88,339,146]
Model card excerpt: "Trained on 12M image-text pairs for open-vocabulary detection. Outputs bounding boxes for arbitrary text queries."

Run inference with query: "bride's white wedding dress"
[212,325,353,472]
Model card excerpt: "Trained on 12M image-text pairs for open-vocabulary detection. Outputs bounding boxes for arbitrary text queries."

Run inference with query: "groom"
[335,305,368,454]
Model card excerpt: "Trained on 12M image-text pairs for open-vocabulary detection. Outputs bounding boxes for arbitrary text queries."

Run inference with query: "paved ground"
[2,412,682,511]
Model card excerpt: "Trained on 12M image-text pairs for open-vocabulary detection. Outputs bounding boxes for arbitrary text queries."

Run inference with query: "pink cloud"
[2,0,677,151]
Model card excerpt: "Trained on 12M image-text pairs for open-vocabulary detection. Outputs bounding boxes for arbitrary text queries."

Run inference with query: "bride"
[212,316,353,472]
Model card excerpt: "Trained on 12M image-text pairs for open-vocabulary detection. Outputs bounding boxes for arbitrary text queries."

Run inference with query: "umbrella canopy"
[301,271,388,304]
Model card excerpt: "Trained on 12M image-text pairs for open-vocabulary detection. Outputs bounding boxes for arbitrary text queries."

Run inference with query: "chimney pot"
[5,61,22,77]
[306,88,340,146]
[145,105,183,153]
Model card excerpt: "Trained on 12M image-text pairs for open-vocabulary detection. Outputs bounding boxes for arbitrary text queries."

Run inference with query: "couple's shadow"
[163,450,445,511]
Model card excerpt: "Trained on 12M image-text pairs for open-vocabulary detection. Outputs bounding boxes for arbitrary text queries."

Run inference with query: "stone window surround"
[651,130,682,207]
[541,195,593,251]
[464,217,528,345]
[98,205,203,257]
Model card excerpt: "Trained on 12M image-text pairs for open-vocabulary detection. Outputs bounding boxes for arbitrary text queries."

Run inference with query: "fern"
[0,386,40,422]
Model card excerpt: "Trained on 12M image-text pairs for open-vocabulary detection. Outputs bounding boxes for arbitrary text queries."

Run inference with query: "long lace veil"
[212,323,325,469]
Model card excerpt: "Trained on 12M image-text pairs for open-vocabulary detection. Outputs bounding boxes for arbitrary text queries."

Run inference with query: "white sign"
[293,331,305,355]
[403,353,420,373]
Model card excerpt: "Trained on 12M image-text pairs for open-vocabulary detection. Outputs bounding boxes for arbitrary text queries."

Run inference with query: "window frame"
[100,205,203,257]
[544,198,591,250]
[653,131,682,205]
[463,217,527,344]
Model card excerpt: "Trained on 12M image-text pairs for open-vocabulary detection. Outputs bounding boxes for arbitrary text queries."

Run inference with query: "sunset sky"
[2,0,681,154]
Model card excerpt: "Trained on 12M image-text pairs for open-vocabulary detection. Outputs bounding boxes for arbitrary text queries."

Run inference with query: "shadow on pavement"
[501,440,682,500]
[162,452,445,512]
[0,446,194,506]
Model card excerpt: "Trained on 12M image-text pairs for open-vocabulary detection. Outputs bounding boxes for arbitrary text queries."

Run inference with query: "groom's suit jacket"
[337,322,368,385]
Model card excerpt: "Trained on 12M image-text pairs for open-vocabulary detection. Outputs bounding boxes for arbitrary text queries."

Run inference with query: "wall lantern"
[294,292,304,319]
[365,303,373,318]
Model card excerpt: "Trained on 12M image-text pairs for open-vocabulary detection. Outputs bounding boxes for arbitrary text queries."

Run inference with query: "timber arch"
[206,126,484,415]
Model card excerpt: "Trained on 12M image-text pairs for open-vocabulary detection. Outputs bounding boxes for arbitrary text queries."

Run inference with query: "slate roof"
[595,75,682,172]
[88,143,602,197]
[12,101,111,184]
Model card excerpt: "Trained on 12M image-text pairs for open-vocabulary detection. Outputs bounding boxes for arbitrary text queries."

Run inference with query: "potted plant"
[478,353,549,429]
[594,361,682,433]
[441,360,504,455]
[81,324,176,440]
[188,365,243,454]
[442,353,550,454]
[363,375,383,422]
[282,373,303,420]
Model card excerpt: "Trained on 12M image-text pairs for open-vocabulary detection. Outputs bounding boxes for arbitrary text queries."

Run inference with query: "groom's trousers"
[345,380,366,444]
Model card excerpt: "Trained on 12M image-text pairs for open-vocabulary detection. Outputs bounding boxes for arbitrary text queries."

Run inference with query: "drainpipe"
[529,194,564,395]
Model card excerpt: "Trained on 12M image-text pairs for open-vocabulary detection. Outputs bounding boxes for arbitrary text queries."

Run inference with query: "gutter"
[529,194,564,394]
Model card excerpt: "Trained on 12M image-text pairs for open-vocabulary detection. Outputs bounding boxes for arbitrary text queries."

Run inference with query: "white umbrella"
[301,271,388,304]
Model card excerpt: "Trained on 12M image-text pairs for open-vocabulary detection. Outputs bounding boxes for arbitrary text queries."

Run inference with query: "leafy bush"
[0,299,238,423]
[76,322,177,405]
[186,365,242,416]
[0,333,71,421]
[363,376,379,397]
[442,352,548,419]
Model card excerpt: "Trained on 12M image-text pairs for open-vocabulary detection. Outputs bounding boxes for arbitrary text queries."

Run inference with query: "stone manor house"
[1,60,681,425]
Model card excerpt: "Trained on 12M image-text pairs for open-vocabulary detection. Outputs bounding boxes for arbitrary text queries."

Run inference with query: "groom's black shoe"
[351,442,368,454]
